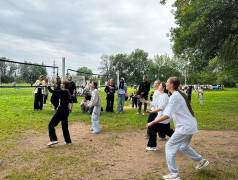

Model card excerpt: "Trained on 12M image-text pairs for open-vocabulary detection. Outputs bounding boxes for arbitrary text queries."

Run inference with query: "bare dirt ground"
[1,121,238,180]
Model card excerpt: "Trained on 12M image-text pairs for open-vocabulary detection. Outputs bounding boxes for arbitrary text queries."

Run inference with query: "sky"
[0,0,176,76]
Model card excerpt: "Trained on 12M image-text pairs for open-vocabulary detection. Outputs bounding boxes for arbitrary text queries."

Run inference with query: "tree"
[98,55,117,83]
[0,57,18,83]
[161,0,238,81]
[76,67,93,80]
[18,62,47,84]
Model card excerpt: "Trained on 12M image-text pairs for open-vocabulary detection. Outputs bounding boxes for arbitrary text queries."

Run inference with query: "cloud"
[0,0,176,75]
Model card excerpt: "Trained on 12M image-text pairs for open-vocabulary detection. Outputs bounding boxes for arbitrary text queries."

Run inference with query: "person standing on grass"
[85,82,102,134]
[46,79,72,146]
[116,77,127,114]
[146,77,210,180]
[142,82,174,151]
[199,86,204,105]
[104,78,116,112]
[132,85,138,109]
[68,76,77,113]
[137,75,150,115]
[33,75,46,111]
[140,80,160,139]
[186,85,193,104]
[51,76,61,111]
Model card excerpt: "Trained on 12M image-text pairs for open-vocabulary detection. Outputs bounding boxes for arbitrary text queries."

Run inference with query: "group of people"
[32,74,209,180]
[142,77,210,179]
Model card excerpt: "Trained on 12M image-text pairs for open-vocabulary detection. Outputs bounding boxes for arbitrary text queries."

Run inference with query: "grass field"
[0,87,237,179]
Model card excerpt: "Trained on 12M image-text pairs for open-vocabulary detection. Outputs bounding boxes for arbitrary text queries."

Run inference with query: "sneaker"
[90,128,93,131]
[65,142,72,145]
[196,159,210,170]
[145,134,150,139]
[52,108,56,111]
[91,131,100,134]
[162,173,180,180]
[159,137,166,141]
[136,112,141,115]
[143,112,145,115]
[47,141,58,147]
[146,147,158,151]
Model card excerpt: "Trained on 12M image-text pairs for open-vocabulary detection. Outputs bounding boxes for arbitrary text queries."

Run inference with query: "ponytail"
[177,89,194,117]
[169,77,194,117]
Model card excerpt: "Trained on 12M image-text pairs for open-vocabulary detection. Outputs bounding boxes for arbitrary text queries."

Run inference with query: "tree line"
[0,57,47,84]
[97,49,236,87]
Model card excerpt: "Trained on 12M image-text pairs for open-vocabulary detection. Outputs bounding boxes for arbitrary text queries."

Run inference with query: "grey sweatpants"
[165,131,203,173]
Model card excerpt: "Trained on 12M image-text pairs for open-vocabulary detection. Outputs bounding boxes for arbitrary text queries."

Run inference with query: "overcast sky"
[0,0,176,75]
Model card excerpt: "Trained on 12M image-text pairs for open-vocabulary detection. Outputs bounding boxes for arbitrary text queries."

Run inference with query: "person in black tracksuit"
[104,79,116,112]
[51,76,61,110]
[46,80,72,146]
[137,75,150,115]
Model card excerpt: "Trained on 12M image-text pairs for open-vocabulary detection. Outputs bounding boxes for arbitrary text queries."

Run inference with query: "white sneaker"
[47,141,58,147]
[146,147,158,151]
[136,112,141,115]
[162,173,180,180]
[52,108,56,111]
[159,137,166,141]
[196,159,210,170]
[90,128,93,131]
[91,131,100,134]
[143,112,145,115]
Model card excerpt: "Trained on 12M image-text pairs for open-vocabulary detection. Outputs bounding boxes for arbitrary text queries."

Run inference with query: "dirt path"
[1,121,238,179]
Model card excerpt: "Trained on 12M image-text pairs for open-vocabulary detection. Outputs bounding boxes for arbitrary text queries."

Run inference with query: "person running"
[68,76,77,112]
[116,77,127,114]
[142,82,174,151]
[137,75,150,115]
[104,78,116,112]
[51,76,61,111]
[199,86,204,105]
[85,82,102,134]
[46,79,72,147]
[33,75,46,111]
[146,77,210,180]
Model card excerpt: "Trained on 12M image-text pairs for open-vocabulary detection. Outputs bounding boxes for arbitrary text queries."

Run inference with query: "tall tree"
[76,67,93,80]
[161,0,238,81]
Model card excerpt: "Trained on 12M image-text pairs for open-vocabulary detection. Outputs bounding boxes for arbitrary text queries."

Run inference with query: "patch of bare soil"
[1,121,238,179]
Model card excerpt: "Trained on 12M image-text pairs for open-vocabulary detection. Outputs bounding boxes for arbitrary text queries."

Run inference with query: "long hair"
[63,80,71,99]
[119,79,124,89]
[161,82,168,94]
[169,77,194,117]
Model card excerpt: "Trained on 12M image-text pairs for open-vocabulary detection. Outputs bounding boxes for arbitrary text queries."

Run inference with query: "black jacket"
[138,81,150,96]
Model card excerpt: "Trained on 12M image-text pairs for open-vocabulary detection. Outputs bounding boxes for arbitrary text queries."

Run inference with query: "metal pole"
[62,57,65,81]
[116,70,119,86]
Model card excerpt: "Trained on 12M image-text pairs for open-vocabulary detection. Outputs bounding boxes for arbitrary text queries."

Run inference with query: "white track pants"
[165,131,203,173]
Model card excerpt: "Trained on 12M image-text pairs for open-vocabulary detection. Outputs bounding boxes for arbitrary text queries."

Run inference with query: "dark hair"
[161,82,168,94]
[119,79,124,89]
[169,77,194,117]
[62,80,71,99]
[93,82,98,89]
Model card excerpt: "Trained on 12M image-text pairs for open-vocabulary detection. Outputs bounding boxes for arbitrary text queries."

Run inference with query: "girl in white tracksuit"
[146,77,210,180]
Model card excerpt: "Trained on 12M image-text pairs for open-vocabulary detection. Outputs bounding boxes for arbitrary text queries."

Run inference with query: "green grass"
[0,87,238,179]
[0,87,237,141]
